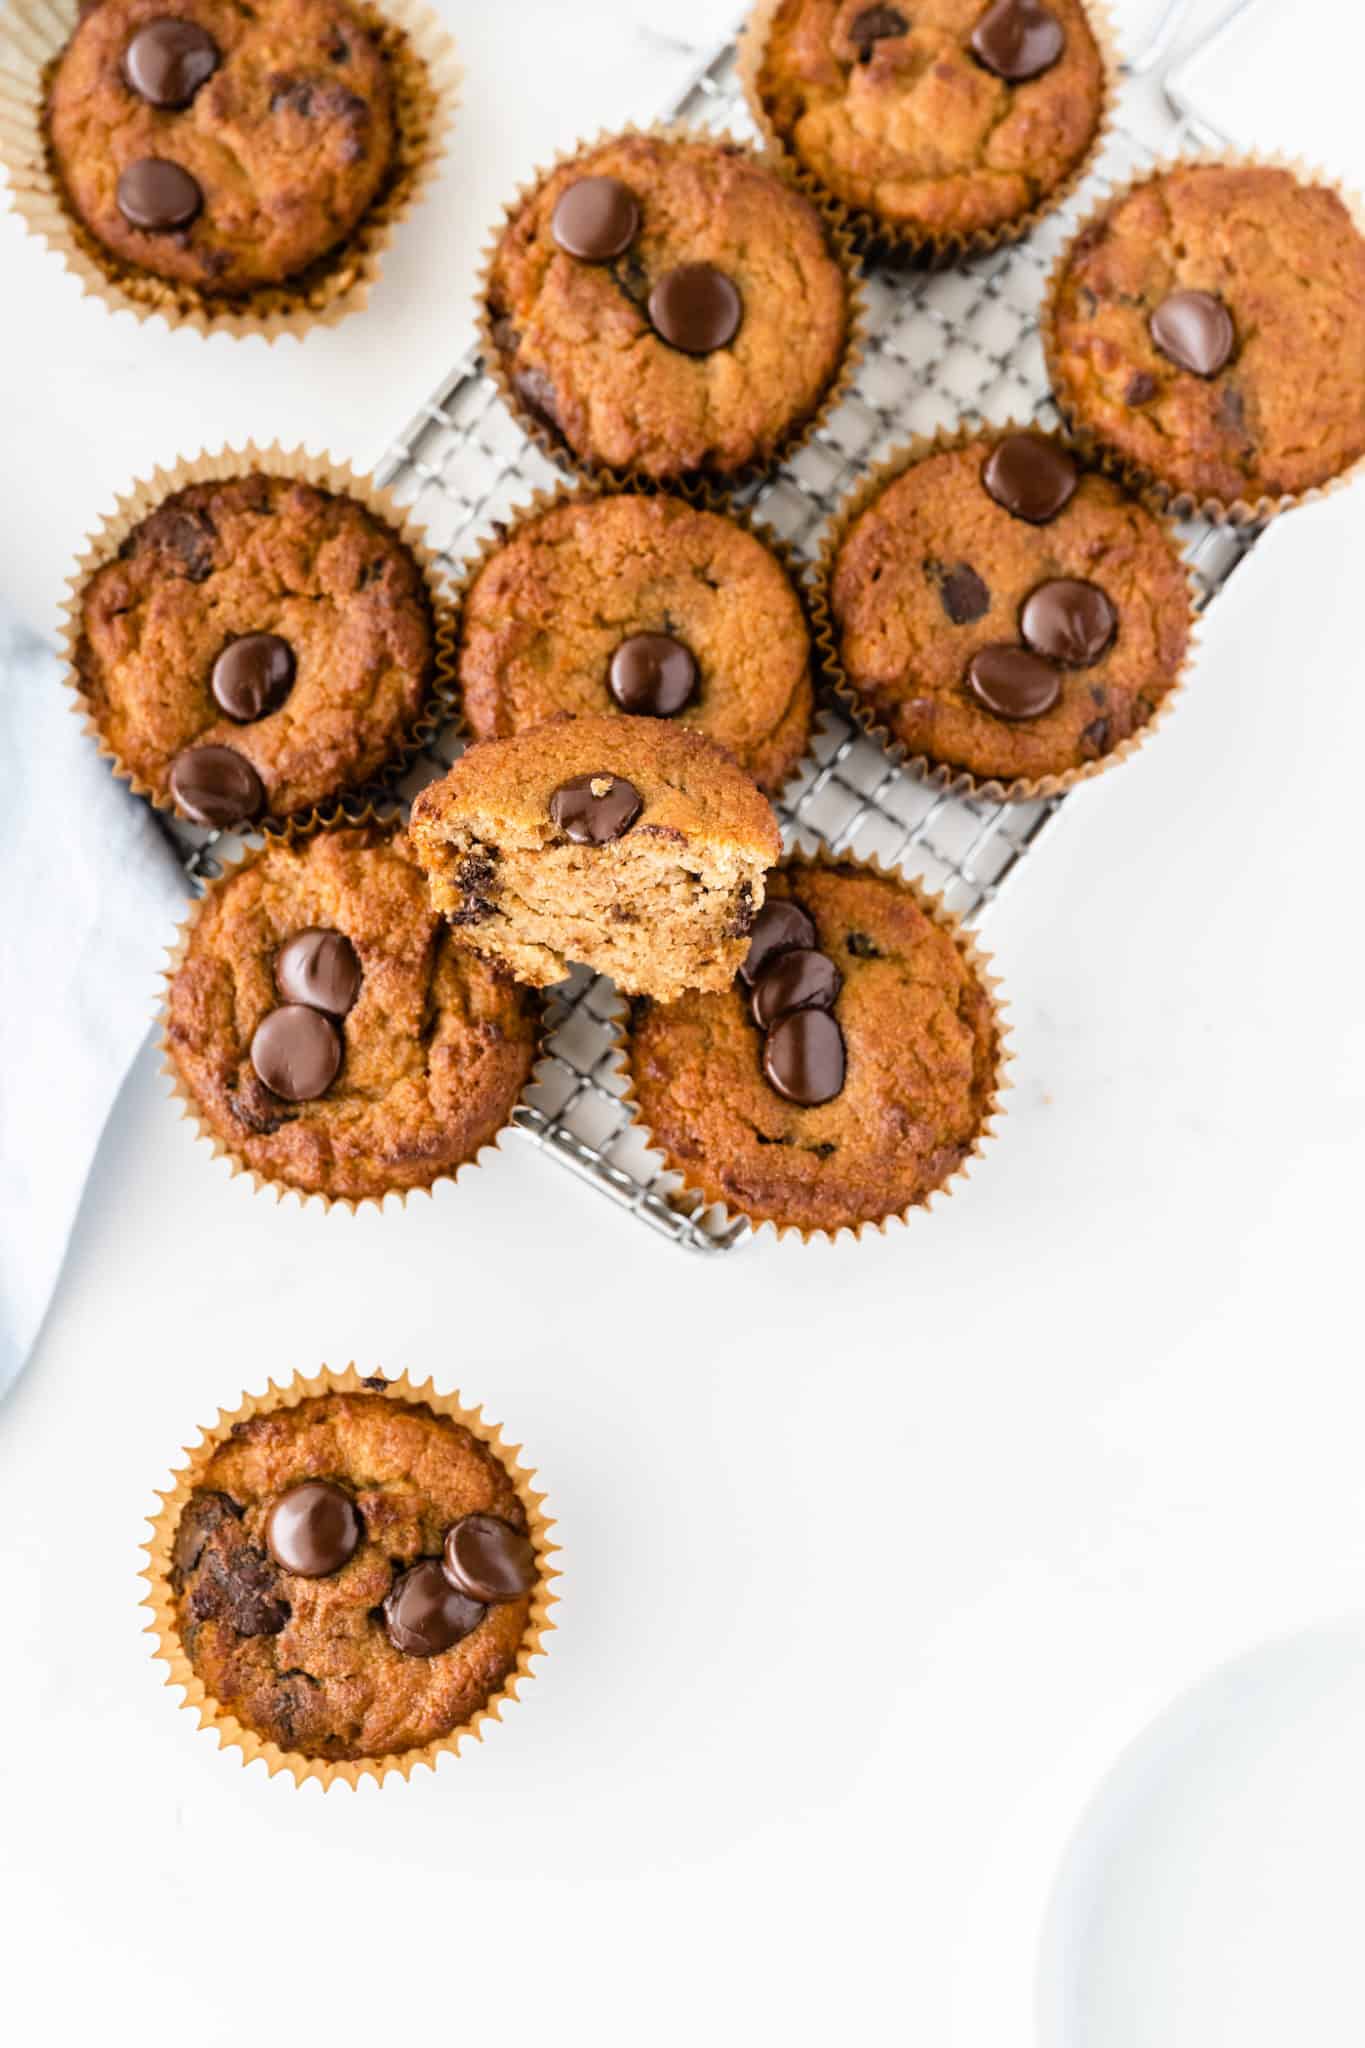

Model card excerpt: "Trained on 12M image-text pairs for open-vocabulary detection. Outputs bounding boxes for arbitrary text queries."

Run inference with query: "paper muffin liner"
[141,1364,558,1788]
[1040,149,1365,524]
[738,0,1119,268]
[61,441,458,834]
[446,472,826,802]
[809,419,1200,803]
[158,804,545,1212]
[475,121,867,493]
[615,845,1011,1243]
[0,0,460,338]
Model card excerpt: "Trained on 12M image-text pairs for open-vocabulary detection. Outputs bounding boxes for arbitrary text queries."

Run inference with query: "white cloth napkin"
[0,614,185,1400]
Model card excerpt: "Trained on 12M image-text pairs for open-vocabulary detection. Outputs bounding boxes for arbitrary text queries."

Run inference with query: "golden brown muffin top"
[827,431,1191,786]
[165,825,536,1201]
[170,1393,536,1761]
[485,131,850,480]
[1047,163,1365,506]
[754,0,1106,240]
[458,493,813,794]
[46,0,395,294]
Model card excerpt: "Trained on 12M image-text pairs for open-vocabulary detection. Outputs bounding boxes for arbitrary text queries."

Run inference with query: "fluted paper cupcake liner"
[617,846,1011,1243]
[141,1364,558,1788]
[60,442,458,834]
[475,121,866,493]
[0,0,460,337]
[809,419,1200,803]
[738,0,1119,268]
[1040,149,1365,525]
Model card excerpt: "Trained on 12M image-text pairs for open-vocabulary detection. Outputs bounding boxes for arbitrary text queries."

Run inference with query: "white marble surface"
[4,3,1365,2044]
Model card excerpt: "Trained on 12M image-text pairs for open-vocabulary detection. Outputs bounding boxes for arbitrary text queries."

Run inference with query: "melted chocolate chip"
[970,0,1065,81]
[739,898,818,986]
[1149,290,1235,377]
[648,264,742,354]
[172,1490,239,1579]
[851,4,908,55]
[966,645,1061,721]
[938,562,991,625]
[1125,370,1158,406]
[168,745,263,827]
[210,632,295,723]
[383,1559,485,1657]
[982,434,1078,523]
[250,1004,342,1102]
[750,947,843,1029]
[266,1481,361,1578]
[274,928,362,1017]
[116,157,202,232]
[1020,578,1116,667]
[442,1514,537,1603]
[608,633,698,717]
[764,1007,846,1107]
[551,175,640,261]
[187,1527,288,1637]
[549,773,643,844]
[122,18,219,107]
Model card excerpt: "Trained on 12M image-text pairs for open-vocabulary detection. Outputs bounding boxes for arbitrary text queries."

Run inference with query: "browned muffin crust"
[46,0,395,294]
[458,493,814,793]
[1047,163,1365,506]
[753,0,1106,242]
[77,474,436,820]
[627,860,999,1233]
[827,433,1190,785]
[169,1393,534,1761]
[485,131,850,480]
[165,825,536,1200]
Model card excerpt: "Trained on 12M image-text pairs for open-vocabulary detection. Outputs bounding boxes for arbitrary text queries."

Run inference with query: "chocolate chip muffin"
[1046,161,1365,511]
[823,428,1192,791]
[747,0,1109,248]
[626,857,1003,1235]
[483,129,855,481]
[458,491,814,794]
[45,0,397,295]
[73,470,441,826]
[410,714,783,1002]
[159,1385,548,1767]
[164,823,536,1202]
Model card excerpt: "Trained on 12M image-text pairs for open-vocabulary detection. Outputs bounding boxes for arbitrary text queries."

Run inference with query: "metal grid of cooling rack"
[166,4,1265,1252]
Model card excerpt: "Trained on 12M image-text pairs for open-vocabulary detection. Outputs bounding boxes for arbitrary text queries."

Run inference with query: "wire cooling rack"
[170,3,1265,1252]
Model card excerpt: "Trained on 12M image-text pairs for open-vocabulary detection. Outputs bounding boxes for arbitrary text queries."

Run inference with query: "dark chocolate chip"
[116,157,202,232]
[966,644,1061,721]
[845,930,882,959]
[608,633,698,716]
[274,928,362,1017]
[851,4,908,56]
[209,632,295,723]
[442,1514,537,1603]
[1125,370,1157,406]
[250,1005,342,1102]
[513,363,561,432]
[172,1490,239,1579]
[1149,290,1235,377]
[648,263,742,354]
[726,878,757,940]
[122,18,219,107]
[187,1529,288,1637]
[763,1008,846,1107]
[750,947,843,1029]
[1080,714,1110,755]
[383,1559,485,1656]
[970,0,1065,81]
[548,772,643,844]
[266,1481,361,1578]
[740,898,818,986]
[551,175,640,261]
[1019,578,1117,667]
[982,434,1078,523]
[938,562,991,625]
[168,744,263,826]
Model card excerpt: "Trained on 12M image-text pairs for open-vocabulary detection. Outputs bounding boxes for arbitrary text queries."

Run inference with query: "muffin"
[482,129,856,482]
[1045,161,1365,512]
[822,427,1192,792]
[145,1373,554,1780]
[164,822,536,1202]
[457,490,815,794]
[72,468,443,827]
[746,0,1110,251]
[410,715,782,1002]
[625,856,1004,1235]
